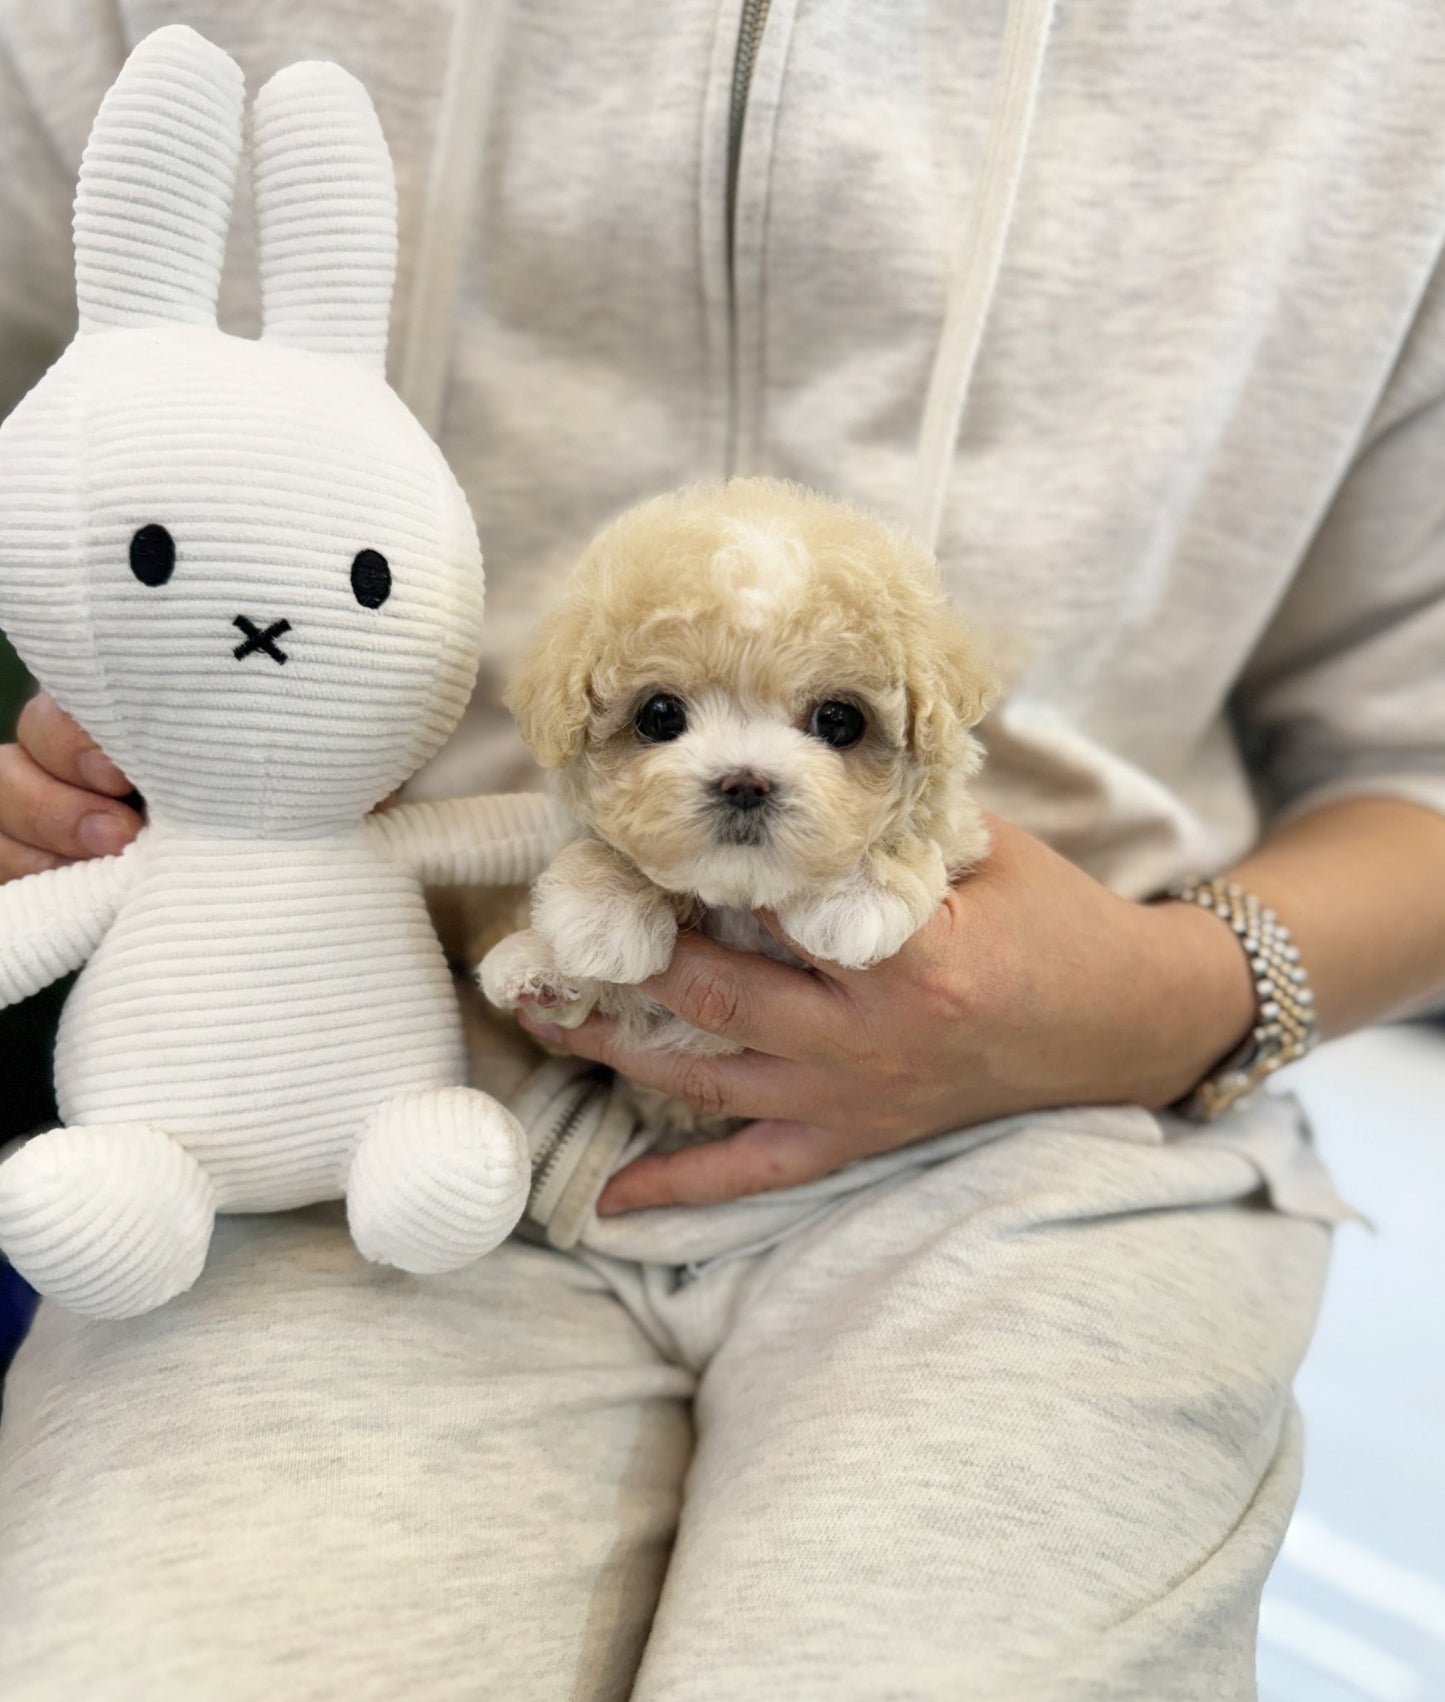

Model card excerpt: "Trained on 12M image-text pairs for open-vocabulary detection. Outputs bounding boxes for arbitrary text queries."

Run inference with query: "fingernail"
[78,749,128,794]
[79,813,131,856]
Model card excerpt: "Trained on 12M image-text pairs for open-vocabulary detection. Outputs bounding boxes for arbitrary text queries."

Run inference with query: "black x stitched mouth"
[233,615,292,665]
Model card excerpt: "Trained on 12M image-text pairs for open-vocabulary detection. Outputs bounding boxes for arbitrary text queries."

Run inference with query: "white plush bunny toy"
[0,26,565,1321]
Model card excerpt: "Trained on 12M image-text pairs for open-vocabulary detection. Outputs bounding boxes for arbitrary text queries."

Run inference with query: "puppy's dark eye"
[129,523,175,587]
[350,548,392,609]
[809,700,866,749]
[635,693,688,743]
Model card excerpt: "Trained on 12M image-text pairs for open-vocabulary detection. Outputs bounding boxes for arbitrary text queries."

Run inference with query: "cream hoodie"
[1,0,1443,898]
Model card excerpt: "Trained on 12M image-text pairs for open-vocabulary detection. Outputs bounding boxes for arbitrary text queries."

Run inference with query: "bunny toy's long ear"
[251,61,397,374]
[74,26,245,333]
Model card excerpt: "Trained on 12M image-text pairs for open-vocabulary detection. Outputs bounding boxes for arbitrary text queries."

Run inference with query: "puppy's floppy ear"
[506,598,597,769]
[906,611,999,768]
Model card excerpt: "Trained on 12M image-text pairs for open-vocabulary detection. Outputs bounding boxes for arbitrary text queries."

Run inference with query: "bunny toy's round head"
[0,28,484,835]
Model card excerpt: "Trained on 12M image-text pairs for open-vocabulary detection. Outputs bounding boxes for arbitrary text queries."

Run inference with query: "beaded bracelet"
[1163,877,1318,1122]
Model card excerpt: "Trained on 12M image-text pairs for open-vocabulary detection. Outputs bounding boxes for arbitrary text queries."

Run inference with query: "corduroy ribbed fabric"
[0,26,568,1320]
[252,59,398,372]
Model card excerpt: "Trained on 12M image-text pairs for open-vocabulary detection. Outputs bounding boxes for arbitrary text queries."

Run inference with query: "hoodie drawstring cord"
[397,0,509,434]
[911,0,1058,555]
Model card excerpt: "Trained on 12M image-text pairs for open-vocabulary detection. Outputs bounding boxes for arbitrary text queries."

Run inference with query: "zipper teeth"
[529,1076,601,1202]
[726,0,773,270]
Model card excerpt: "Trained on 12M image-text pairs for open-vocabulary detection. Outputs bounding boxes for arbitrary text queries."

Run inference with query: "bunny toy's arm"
[366,793,573,888]
[0,845,140,1009]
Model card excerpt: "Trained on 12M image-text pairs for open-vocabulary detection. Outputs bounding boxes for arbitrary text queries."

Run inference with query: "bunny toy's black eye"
[809,700,866,749]
[350,548,392,609]
[129,523,175,587]
[635,693,688,742]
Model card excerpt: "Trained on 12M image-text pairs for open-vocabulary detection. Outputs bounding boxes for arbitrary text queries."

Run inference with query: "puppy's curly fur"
[476,477,996,1133]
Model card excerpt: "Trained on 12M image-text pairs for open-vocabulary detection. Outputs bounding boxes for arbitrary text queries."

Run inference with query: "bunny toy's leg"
[0,1125,216,1321]
[346,1089,531,1275]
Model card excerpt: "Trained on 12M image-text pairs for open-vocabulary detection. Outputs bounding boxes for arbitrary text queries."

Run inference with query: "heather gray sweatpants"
[0,1087,1347,1702]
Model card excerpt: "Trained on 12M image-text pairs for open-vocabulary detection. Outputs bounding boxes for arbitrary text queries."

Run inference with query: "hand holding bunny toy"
[0,27,565,1320]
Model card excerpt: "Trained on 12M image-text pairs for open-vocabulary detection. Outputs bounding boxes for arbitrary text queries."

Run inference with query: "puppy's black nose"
[233,615,291,665]
[716,771,772,811]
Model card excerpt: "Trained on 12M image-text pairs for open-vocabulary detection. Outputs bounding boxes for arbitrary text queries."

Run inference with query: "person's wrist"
[1126,897,1258,1110]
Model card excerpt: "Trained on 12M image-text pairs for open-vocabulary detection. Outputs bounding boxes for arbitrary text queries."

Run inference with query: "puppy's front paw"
[534,883,678,985]
[779,883,923,970]
[478,929,596,1025]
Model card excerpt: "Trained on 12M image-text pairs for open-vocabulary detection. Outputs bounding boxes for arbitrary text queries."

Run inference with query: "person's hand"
[518,816,1257,1213]
[0,692,141,882]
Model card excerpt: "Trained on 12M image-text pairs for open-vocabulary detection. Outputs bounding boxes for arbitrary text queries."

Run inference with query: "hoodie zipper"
[528,1072,603,1209]
[723,0,773,472]
[727,0,773,280]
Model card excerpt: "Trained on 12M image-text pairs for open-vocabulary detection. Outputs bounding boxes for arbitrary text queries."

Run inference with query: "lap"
[0,1207,692,1702]
[0,1114,1333,1702]
[633,1119,1332,1701]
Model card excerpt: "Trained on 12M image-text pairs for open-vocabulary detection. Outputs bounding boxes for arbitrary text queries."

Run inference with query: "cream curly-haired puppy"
[479,478,995,1060]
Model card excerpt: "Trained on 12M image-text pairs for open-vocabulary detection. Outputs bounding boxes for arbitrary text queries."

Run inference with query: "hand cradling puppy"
[478,476,997,1135]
